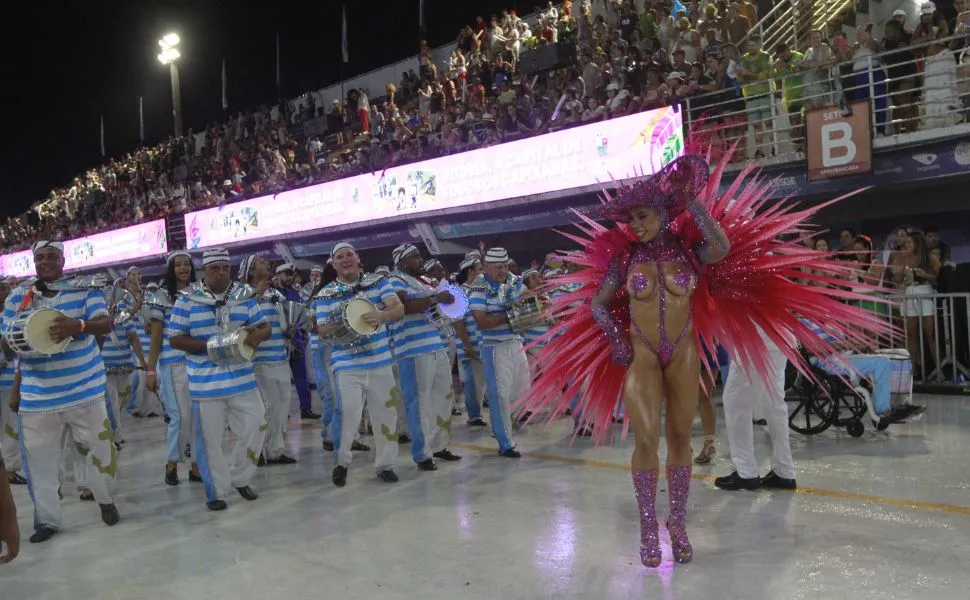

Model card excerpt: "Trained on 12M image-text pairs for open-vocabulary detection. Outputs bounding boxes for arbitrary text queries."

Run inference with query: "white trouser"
[391,363,406,434]
[482,340,531,452]
[458,356,485,418]
[58,425,87,491]
[334,367,399,472]
[21,400,117,530]
[0,389,20,472]
[105,372,133,438]
[193,389,266,503]
[137,370,162,416]
[722,335,795,479]
[398,350,454,462]
[254,361,292,460]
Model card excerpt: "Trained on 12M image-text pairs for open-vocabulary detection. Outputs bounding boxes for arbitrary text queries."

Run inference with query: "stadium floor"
[4,393,968,600]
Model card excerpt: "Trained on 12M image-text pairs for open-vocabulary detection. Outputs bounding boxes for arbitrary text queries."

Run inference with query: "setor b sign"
[805,100,872,181]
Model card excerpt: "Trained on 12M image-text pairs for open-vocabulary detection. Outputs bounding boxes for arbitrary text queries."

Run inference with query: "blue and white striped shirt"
[2,283,108,413]
[468,276,528,345]
[386,273,446,360]
[312,276,398,374]
[800,318,840,345]
[0,314,13,391]
[253,294,288,364]
[168,291,265,400]
[455,284,483,361]
[149,303,187,367]
[100,300,136,367]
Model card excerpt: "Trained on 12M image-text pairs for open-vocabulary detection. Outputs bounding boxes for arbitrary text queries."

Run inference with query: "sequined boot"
[632,468,662,567]
[666,464,693,563]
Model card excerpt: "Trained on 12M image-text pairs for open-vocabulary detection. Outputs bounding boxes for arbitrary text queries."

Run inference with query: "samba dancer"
[101,279,148,446]
[389,244,462,471]
[146,250,202,486]
[467,248,530,458]
[169,248,271,511]
[276,263,317,420]
[239,256,298,465]
[0,278,25,486]
[2,241,120,543]
[312,242,404,486]
[454,258,487,427]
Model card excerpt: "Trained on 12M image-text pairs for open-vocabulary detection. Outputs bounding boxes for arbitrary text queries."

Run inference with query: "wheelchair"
[783,349,894,438]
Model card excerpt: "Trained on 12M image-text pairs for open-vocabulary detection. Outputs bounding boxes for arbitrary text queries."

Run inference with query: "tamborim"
[425,282,468,328]
[319,297,380,349]
[507,295,554,331]
[2,308,72,357]
[206,328,256,365]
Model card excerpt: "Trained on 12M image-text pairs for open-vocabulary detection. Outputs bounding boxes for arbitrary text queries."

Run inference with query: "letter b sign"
[820,122,855,166]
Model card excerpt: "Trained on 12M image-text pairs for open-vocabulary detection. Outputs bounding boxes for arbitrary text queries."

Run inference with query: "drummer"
[238,255,298,466]
[168,248,271,511]
[0,277,26,486]
[100,278,148,447]
[389,243,462,472]
[312,242,405,486]
[467,247,531,458]
[275,264,316,421]
[454,258,488,428]
[422,259,447,286]
[2,240,121,543]
[146,250,202,487]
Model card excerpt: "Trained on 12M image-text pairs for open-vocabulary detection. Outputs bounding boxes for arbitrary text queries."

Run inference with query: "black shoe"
[29,525,58,544]
[452,407,464,416]
[575,426,594,437]
[483,400,489,408]
[207,500,228,511]
[714,471,762,491]
[79,489,95,502]
[417,458,438,471]
[275,455,298,465]
[377,470,399,483]
[165,467,179,486]
[189,471,203,483]
[433,449,462,461]
[163,414,171,424]
[114,442,123,452]
[398,434,411,444]
[257,454,268,467]
[563,408,572,416]
[322,440,335,452]
[332,465,348,487]
[467,417,488,427]
[185,444,192,458]
[236,486,258,501]
[145,412,160,418]
[753,419,767,426]
[760,470,797,490]
[351,440,371,452]
[517,411,533,423]
[301,410,321,420]
[500,448,522,458]
[8,472,27,485]
[99,503,121,526]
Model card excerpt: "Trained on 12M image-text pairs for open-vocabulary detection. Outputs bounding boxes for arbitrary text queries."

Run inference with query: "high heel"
[666,464,693,563]
[693,438,716,465]
[632,468,662,567]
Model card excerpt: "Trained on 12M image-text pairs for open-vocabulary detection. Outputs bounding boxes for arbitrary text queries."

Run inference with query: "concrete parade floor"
[3,393,968,600]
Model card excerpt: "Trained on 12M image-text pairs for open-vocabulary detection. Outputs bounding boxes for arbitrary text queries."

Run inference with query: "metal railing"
[865,291,970,387]
[684,33,970,166]
[742,0,851,55]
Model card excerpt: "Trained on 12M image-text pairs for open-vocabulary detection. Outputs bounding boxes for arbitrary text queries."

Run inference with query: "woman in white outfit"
[889,231,941,377]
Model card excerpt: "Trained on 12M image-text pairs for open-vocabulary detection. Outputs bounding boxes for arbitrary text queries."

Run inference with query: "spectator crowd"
[4,0,970,252]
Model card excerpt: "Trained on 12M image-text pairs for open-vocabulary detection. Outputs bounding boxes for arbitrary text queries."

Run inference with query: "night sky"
[1,0,522,218]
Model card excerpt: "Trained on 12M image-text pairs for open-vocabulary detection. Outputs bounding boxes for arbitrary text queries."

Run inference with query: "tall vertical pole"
[170,62,183,137]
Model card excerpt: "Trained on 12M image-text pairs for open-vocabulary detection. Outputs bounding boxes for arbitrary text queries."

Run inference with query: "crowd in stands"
[4,0,970,252]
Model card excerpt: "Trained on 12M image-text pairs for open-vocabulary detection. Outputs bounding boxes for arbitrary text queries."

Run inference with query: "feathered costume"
[519,153,893,438]
[514,150,894,567]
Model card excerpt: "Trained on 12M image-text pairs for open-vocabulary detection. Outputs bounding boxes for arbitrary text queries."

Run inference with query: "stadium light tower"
[157,33,184,137]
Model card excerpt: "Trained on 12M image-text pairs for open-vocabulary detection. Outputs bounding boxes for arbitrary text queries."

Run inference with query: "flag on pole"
[222,59,228,110]
[341,4,349,63]
[100,114,105,157]
[276,33,281,91]
[139,97,144,144]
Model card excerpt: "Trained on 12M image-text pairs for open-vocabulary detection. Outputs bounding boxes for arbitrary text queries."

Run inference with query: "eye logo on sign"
[805,101,873,181]
[911,153,938,166]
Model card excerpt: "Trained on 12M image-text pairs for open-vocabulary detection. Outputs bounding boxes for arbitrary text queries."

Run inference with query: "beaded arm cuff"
[592,256,633,368]
[687,200,730,264]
